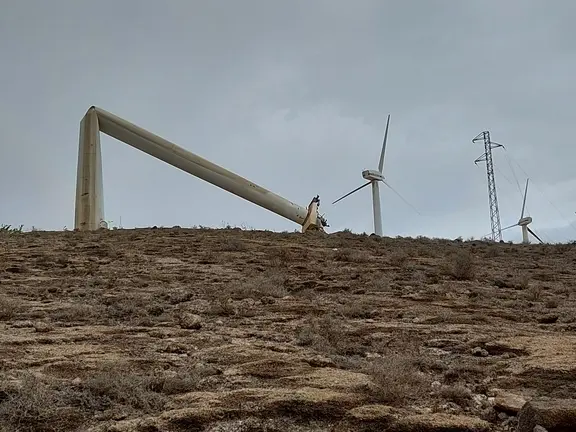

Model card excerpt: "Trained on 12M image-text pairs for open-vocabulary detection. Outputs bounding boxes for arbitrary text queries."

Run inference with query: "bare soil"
[0,227,575,431]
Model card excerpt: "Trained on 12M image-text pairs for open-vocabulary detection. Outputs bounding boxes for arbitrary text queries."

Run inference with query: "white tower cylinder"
[75,110,105,231]
[521,225,529,244]
[371,181,383,236]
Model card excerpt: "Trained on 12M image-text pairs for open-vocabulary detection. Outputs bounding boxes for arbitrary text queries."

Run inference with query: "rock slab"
[492,389,527,414]
[518,398,576,432]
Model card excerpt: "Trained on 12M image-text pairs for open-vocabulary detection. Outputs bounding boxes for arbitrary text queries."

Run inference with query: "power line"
[504,152,524,199]
[494,165,523,205]
[383,181,422,216]
[503,150,576,237]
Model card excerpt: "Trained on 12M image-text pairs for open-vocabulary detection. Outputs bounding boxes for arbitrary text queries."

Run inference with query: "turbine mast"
[371,181,382,236]
[473,131,504,242]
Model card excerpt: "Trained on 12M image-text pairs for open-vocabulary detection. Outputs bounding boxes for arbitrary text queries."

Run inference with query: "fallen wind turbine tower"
[332,115,417,236]
[499,178,543,244]
[74,106,328,232]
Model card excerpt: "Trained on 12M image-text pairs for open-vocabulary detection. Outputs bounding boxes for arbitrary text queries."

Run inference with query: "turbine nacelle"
[362,169,384,182]
[518,216,532,226]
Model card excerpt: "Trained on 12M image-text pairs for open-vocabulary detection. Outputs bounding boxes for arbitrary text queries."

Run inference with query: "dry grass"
[0,228,575,431]
[0,374,85,432]
[337,299,376,319]
[0,371,165,431]
[0,297,20,321]
[526,285,543,301]
[332,248,371,263]
[295,314,366,356]
[0,364,215,431]
[79,370,168,412]
[445,250,476,280]
[545,297,560,309]
[364,354,429,406]
[218,237,249,252]
[443,364,488,384]
[515,273,531,290]
[389,251,409,267]
[438,384,473,407]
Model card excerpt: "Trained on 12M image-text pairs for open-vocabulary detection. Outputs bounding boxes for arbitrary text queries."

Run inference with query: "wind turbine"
[500,178,543,244]
[332,115,417,236]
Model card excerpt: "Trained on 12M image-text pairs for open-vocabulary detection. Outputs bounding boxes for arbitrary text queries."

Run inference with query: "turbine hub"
[362,169,384,182]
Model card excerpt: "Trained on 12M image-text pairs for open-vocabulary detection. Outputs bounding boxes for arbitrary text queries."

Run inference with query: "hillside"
[0,228,575,432]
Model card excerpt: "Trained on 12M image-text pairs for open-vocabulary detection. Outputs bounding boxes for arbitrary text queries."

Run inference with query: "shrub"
[0,298,20,321]
[0,374,84,431]
[447,250,475,281]
[365,354,429,405]
[438,384,472,407]
[295,314,365,356]
[389,251,408,267]
[526,285,543,301]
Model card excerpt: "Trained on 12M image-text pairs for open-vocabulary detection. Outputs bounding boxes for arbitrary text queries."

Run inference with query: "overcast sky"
[1,0,576,243]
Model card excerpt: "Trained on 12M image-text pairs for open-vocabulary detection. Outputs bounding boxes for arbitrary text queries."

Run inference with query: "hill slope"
[0,228,575,431]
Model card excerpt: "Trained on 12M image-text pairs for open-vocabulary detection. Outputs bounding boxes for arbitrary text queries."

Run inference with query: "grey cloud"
[1,0,575,241]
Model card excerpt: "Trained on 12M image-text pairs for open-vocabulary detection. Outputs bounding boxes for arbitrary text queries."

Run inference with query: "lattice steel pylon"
[473,131,504,242]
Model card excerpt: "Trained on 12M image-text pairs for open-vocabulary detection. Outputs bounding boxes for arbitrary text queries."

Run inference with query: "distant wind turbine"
[332,115,418,236]
[499,178,543,244]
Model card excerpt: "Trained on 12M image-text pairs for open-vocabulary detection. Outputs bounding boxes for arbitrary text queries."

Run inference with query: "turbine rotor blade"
[382,180,421,215]
[480,230,503,239]
[378,114,390,173]
[332,182,371,205]
[520,178,529,219]
[527,226,544,243]
[501,223,518,232]
[480,222,519,242]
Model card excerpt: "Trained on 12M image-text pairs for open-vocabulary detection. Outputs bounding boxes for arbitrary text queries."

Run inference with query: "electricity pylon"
[473,131,504,242]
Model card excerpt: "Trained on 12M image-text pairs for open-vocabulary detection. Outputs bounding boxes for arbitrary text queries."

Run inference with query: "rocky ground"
[0,227,575,432]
